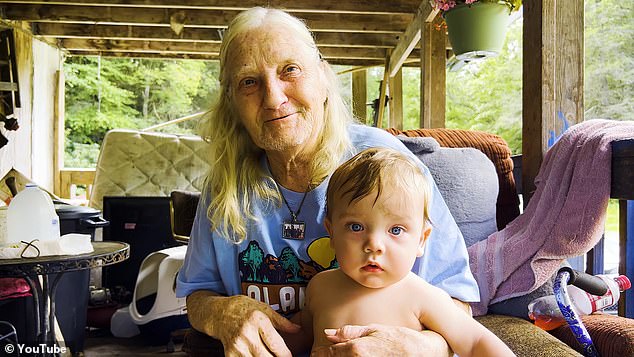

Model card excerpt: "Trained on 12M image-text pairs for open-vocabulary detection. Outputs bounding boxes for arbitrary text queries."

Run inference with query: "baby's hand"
[323,326,369,343]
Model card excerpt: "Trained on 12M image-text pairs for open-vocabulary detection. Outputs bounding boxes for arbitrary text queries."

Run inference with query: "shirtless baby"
[299,147,515,356]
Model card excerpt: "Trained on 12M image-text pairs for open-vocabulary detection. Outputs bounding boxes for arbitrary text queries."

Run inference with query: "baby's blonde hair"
[326,148,431,224]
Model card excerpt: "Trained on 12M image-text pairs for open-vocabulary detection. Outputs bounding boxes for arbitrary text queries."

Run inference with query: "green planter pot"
[444,2,511,60]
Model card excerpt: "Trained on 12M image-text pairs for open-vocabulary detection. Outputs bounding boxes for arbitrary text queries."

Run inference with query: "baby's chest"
[311,293,424,334]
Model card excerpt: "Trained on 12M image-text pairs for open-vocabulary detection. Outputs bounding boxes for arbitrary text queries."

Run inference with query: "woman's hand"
[311,324,452,357]
[187,292,301,356]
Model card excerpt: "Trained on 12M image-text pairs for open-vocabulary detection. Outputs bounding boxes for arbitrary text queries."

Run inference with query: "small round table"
[0,241,129,355]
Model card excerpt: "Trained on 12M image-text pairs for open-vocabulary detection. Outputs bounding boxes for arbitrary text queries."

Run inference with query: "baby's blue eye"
[349,223,363,232]
[389,226,403,235]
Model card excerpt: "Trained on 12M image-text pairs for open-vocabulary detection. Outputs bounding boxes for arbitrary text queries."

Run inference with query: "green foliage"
[584,0,634,121]
[364,19,522,153]
[605,199,619,233]
[444,18,523,154]
[64,57,219,166]
[64,57,139,145]
[63,142,101,168]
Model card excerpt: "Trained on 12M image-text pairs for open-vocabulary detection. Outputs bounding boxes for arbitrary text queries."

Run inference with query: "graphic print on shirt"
[239,238,337,315]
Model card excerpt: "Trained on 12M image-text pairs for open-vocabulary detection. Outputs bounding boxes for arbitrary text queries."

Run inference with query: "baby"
[300,147,514,356]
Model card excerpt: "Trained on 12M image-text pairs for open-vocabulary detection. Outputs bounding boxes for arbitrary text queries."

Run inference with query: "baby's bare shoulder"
[309,268,339,285]
[306,269,343,295]
[404,273,452,300]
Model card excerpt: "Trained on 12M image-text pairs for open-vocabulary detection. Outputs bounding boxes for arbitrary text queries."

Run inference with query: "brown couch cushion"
[386,127,520,230]
[549,314,634,357]
[476,314,582,356]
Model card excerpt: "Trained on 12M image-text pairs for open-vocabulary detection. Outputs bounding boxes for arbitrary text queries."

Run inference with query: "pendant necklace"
[277,183,309,240]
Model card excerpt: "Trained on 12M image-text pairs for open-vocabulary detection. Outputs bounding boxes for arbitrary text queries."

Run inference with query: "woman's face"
[225,24,328,154]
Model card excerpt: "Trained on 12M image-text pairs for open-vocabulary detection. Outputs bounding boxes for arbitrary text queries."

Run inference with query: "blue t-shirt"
[176,124,479,315]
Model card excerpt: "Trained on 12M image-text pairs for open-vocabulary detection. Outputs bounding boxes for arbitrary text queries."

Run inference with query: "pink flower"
[465,0,478,3]
[434,0,457,11]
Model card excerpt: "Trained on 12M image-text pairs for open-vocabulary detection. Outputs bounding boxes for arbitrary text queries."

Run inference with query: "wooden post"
[352,69,367,123]
[522,0,584,200]
[420,21,432,129]
[376,49,391,128]
[420,16,446,128]
[430,16,446,128]
[53,69,65,196]
[388,68,403,129]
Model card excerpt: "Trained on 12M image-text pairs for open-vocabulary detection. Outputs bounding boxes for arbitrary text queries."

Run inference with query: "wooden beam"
[352,69,367,123]
[420,16,446,129]
[60,38,421,60]
[67,50,216,60]
[420,21,431,128]
[60,38,221,54]
[429,16,446,128]
[36,23,403,48]
[522,0,584,200]
[314,32,401,48]
[376,49,391,128]
[59,168,95,199]
[64,50,420,67]
[53,69,64,196]
[0,0,422,15]
[389,0,438,77]
[3,5,412,33]
[36,23,224,42]
[388,67,403,129]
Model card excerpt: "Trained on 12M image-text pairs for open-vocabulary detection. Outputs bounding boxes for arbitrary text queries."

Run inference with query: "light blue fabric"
[398,135,499,247]
[176,124,479,304]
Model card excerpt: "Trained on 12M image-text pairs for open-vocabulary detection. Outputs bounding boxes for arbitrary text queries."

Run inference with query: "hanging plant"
[434,0,522,61]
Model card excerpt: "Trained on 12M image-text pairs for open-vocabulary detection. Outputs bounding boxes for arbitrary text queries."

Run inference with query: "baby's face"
[326,184,429,289]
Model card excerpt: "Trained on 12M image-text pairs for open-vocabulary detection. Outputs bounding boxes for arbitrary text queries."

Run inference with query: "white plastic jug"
[5,183,60,246]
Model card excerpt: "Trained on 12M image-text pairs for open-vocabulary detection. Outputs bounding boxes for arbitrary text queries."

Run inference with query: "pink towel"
[468,119,634,316]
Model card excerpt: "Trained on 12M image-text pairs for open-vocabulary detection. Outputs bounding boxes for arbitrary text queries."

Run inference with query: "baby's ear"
[416,226,432,257]
[324,217,333,241]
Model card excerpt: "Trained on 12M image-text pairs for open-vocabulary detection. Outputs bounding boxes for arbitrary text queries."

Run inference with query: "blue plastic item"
[553,267,609,357]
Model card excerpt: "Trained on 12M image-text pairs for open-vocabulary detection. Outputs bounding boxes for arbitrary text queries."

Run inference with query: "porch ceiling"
[0,0,436,67]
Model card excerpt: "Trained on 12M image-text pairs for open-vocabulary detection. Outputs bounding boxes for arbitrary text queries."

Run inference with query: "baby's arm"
[420,286,515,357]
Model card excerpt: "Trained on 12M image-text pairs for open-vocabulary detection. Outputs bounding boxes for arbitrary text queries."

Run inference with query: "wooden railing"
[59,168,95,205]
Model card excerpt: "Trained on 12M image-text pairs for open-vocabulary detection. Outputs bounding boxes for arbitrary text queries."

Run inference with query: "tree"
[584,0,633,121]
[444,18,523,154]
[64,57,219,167]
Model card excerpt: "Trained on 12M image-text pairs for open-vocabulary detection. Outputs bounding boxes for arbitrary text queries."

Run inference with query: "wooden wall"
[0,23,62,192]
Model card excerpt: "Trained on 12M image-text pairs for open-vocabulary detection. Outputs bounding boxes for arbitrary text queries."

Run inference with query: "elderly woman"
[176,7,479,356]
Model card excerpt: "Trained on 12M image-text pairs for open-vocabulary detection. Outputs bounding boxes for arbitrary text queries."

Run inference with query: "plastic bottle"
[528,274,631,330]
[5,183,60,246]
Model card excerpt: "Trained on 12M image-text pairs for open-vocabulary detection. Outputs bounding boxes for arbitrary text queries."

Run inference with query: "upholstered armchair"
[388,126,634,357]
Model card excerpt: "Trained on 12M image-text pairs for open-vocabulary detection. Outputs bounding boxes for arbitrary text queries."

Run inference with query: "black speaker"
[102,196,177,303]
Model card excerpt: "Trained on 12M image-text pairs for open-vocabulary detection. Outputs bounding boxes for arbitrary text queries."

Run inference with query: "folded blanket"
[468,119,634,316]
